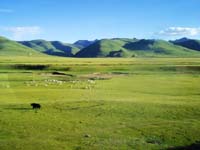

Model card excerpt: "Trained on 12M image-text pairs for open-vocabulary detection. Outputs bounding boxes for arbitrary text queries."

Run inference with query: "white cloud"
[158,27,200,36]
[4,26,42,40]
[0,8,13,13]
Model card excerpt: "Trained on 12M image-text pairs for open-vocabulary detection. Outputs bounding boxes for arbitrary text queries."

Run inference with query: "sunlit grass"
[0,57,200,150]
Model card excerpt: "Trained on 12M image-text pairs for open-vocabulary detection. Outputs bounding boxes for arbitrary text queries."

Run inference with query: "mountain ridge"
[19,40,80,57]
[0,36,45,56]
[1,35,200,57]
[171,38,200,51]
[75,38,200,57]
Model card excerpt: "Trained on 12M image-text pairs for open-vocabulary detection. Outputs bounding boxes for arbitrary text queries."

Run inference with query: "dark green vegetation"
[19,40,80,57]
[0,36,44,56]
[0,56,200,150]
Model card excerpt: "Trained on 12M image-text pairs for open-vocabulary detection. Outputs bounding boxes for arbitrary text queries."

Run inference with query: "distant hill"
[51,41,80,56]
[1,35,200,58]
[75,38,136,57]
[123,39,200,57]
[19,40,80,57]
[75,38,200,57]
[74,40,96,49]
[171,38,200,51]
[0,36,44,56]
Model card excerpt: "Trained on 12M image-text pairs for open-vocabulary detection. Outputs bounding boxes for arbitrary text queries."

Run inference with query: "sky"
[0,0,200,43]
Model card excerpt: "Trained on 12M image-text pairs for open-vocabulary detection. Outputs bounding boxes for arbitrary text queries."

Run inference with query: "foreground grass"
[0,56,200,150]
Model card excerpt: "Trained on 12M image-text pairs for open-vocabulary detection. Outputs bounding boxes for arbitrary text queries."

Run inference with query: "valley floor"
[0,57,200,150]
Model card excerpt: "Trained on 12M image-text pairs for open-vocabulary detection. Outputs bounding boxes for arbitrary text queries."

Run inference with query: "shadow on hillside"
[123,39,155,50]
[167,141,200,150]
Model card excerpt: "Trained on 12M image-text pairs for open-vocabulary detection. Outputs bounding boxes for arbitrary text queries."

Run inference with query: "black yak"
[30,103,41,109]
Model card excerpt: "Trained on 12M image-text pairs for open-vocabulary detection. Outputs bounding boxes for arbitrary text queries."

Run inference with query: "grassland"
[0,56,200,150]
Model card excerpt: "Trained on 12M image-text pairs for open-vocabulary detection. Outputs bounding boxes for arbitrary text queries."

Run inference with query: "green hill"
[171,38,200,51]
[19,40,80,57]
[75,38,136,57]
[124,39,200,57]
[51,41,80,56]
[76,38,200,57]
[73,40,96,49]
[2,36,200,58]
[0,36,44,56]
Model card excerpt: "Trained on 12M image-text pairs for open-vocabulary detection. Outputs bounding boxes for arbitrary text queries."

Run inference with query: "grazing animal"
[30,103,41,109]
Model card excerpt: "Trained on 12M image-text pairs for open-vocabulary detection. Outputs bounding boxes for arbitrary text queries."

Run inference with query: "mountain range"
[1,36,200,57]
[75,38,200,57]
[19,40,80,57]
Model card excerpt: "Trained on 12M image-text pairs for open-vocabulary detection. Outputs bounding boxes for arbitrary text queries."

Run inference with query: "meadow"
[0,56,200,150]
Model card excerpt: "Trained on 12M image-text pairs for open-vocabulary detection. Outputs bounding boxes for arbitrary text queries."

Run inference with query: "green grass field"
[0,56,200,150]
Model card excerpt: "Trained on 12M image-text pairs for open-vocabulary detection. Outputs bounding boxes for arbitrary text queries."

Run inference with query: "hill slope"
[76,38,200,57]
[2,36,200,58]
[19,40,80,57]
[75,38,137,57]
[73,40,96,49]
[124,39,200,57]
[171,38,200,51]
[0,36,44,56]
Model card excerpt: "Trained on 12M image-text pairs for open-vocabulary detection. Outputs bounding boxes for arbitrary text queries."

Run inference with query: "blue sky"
[0,0,200,42]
